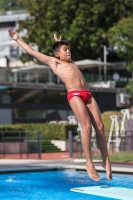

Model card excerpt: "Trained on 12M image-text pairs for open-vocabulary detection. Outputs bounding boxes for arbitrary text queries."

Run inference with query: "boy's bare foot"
[101,159,112,180]
[86,164,100,181]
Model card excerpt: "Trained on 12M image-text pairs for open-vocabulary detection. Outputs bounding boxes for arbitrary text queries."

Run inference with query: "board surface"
[71,185,133,200]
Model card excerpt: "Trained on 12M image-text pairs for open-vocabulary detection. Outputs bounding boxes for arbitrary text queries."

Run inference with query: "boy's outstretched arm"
[7,28,55,66]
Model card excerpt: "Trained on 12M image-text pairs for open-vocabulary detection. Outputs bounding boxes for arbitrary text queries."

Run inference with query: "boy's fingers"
[54,34,61,42]
[7,29,12,34]
[7,28,11,33]
[54,34,57,39]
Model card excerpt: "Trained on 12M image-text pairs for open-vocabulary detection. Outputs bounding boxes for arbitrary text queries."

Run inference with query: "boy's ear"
[55,51,60,58]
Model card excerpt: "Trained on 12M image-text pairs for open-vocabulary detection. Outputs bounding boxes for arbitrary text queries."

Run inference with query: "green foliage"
[92,151,133,162]
[0,0,25,12]
[126,78,133,102]
[0,123,77,141]
[18,0,133,61]
[109,151,133,162]
[108,16,133,100]
[41,141,62,152]
[127,62,133,74]
[108,17,133,61]
[126,62,133,101]
[101,111,121,132]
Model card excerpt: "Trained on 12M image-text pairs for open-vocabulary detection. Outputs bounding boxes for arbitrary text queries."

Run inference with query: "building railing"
[5,70,131,88]
[6,70,59,84]
[0,10,27,16]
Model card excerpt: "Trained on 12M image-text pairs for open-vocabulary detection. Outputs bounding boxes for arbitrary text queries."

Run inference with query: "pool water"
[0,170,133,200]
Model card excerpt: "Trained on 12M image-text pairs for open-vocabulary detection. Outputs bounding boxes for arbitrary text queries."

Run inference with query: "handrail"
[0,10,27,16]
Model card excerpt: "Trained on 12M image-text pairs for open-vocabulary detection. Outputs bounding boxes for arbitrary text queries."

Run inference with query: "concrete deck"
[0,159,133,175]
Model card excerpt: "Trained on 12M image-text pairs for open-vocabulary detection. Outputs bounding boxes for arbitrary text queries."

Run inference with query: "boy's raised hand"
[54,34,61,42]
[7,28,19,41]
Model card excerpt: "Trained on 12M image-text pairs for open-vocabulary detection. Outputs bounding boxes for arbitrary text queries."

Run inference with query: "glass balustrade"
[5,70,131,88]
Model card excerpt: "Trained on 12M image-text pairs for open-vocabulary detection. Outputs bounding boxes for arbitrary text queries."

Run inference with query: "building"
[0,11,131,124]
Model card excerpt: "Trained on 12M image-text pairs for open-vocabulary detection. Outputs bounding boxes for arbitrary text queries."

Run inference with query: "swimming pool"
[0,170,133,200]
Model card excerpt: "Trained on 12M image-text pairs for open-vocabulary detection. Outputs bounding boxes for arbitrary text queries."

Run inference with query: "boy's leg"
[86,97,112,180]
[69,96,100,181]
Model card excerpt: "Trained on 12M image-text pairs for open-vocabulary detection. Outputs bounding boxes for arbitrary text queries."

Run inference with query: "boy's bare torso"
[50,59,89,92]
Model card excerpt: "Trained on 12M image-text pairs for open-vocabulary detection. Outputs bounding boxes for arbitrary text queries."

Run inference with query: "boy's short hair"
[53,40,70,54]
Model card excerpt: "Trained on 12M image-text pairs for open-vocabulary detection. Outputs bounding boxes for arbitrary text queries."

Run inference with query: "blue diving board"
[71,185,133,200]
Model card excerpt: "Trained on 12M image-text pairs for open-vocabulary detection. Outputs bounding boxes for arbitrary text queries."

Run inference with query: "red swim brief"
[67,90,92,103]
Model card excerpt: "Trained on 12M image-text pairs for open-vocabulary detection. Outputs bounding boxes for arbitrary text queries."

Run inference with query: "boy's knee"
[97,122,104,133]
[82,124,92,134]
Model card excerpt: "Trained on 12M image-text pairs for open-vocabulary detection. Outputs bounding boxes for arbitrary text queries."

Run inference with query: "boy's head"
[53,40,71,62]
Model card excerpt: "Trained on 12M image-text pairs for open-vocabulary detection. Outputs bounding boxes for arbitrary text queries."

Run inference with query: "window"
[13,109,46,119]
[47,90,67,104]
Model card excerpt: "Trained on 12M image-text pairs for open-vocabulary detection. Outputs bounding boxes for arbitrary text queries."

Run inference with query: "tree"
[108,16,133,100]
[126,79,133,103]
[19,0,133,62]
[0,0,25,11]
[108,16,133,73]
[108,17,133,61]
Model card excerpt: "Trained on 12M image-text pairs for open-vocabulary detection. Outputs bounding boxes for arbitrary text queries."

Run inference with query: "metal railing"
[0,130,42,159]
[0,10,27,16]
[67,130,133,158]
[0,130,133,160]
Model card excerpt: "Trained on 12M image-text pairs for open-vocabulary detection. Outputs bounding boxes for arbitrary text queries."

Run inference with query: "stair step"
[41,141,62,152]
[44,150,62,152]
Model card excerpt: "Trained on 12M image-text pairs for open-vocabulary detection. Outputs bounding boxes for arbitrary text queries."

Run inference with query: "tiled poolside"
[0,158,132,175]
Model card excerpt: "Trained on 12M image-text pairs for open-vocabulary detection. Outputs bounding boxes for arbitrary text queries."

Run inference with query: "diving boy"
[7,28,112,181]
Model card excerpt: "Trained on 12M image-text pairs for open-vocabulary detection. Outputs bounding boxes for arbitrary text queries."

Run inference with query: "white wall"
[51,140,66,151]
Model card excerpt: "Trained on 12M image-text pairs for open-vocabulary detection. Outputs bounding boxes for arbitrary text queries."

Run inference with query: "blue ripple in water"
[0,171,133,200]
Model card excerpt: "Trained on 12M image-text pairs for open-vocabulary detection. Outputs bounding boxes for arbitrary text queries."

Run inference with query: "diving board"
[71,185,133,200]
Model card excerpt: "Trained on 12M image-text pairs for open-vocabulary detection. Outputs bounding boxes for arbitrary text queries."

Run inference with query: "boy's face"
[55,45,71,62]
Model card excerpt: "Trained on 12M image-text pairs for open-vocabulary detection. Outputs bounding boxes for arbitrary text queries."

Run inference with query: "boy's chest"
[57,63,79,75]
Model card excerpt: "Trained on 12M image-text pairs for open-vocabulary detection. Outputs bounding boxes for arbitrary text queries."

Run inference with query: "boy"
[7,28,112,181]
